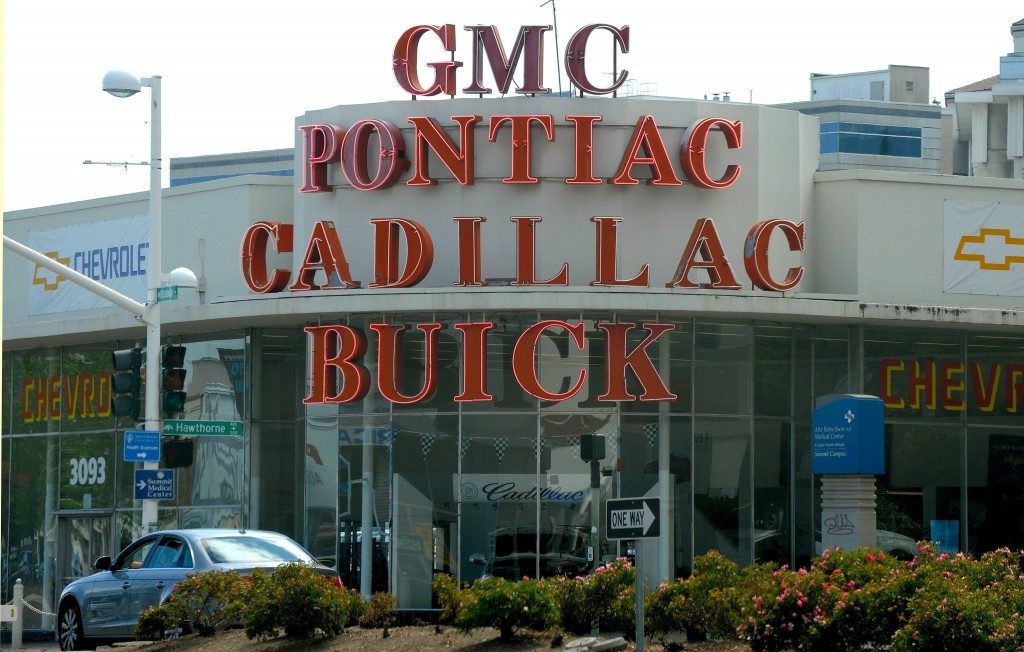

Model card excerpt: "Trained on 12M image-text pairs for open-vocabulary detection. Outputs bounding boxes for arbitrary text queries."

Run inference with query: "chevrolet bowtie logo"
[32,251,70,291]
[954,228,1024,271]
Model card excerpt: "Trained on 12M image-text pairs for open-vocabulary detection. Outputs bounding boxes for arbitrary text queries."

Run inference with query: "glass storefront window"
[754,419,791,565]
[967,429,1024,553]
[3,435,60,629]
[879,423,961,557]
[695,322,752,415]
[693,417,752,566]
[966,333,1024,426]
[864,328,962,420]
[755,325,793,417]
[392,415,457,607]
[459,413,541,583]
[60,432,115,510]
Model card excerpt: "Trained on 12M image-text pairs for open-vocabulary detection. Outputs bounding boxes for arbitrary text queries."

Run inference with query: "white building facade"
[4,22,1024,626]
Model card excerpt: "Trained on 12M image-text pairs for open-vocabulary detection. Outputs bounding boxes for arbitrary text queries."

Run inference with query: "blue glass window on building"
[820,122,922,158]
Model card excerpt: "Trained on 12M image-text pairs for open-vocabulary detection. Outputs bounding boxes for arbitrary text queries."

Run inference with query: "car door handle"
[122,582,130,590]
[155,581,166,589]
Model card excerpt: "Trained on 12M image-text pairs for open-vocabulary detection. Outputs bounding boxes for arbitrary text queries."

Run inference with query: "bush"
[135,569,248,640]
[432,572,460,624]
[359,592,397,629]
[552,558,635,636]
[891,547,1024,652]
[455,576,559,640]
[243,563,363,640]
[646,551,747,643]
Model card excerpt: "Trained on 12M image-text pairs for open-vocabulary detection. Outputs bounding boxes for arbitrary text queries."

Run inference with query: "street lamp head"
[103,70,142,98]
[165,267,198,289]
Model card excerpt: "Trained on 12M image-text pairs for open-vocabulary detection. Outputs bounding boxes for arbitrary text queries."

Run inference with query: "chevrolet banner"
[944,200,1024,297]
[28,215,150,315]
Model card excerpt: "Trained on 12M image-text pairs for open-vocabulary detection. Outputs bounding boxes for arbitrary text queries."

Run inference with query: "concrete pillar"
[820,475,877,552]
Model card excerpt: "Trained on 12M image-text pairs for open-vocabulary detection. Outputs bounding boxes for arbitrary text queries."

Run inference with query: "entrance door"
[56,515,113,609]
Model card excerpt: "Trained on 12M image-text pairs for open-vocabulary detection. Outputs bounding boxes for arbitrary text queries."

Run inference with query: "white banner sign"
[28,215,150,315]
[944,200,1024,297]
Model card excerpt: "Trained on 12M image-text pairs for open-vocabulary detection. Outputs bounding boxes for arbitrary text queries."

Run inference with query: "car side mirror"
[468,553,487,566]
[93,556,111,571]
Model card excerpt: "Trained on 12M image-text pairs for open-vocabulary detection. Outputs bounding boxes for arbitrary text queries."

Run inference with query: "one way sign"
[606,497,660,540]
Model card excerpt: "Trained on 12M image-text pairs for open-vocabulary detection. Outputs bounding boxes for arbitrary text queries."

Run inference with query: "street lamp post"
[103,70,163,532]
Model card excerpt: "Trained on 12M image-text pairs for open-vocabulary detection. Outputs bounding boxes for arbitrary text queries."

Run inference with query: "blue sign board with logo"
[123,430,161,462]
[812,394,884,474]
[134,469,175,500]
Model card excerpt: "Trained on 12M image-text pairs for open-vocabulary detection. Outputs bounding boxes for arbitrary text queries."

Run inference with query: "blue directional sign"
[134,469,175,500]
[123,430,161,463]
[812,394,884,475]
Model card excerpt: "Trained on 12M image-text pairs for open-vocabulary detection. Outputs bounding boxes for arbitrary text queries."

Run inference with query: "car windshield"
[201,536,311,564]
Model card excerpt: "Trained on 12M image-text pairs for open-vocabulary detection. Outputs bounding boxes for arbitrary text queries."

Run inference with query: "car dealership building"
[4,21,1024,627]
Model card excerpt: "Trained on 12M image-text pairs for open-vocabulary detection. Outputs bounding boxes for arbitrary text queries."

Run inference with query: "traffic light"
[580,433,606,462]
[161,345,187,416]
[162,438,194,468]
[111,347,143,419]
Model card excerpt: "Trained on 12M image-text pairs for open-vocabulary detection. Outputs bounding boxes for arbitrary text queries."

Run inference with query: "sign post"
[606,497,660,652]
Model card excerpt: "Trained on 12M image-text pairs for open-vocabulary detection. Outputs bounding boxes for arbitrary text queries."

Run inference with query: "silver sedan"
[56,528,339,651]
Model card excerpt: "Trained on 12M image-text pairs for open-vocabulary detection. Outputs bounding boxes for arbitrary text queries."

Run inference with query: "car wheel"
[58,602,93,651]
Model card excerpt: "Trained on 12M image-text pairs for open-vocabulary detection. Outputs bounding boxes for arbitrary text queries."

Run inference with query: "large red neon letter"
[611,115,682,186]
[666,218,741,289]
[298,124,342,193]
[340,119,408,190]
[680,118,743,189]
[455,322,496,401]
[241,221,293,293]
[592,216,648,286]
[304,325,370,404]
[407,115,482,186]
[511,216,568,286]
[598,323,676,401]
[565,25,629,95]
[453,216,487,287]
[369,218,434,288]
[512,320,587,401]
[566,115,603,185]
[743,219,805,291]
[290,221,360,291]
[392,25,462,97]
[372,323,443,404]
[488,114,555,184]
[463,25,551,95]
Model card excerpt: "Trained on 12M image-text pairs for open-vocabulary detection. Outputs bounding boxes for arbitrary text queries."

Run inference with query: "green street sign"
[164,420,243,437]
[157,286,178,302]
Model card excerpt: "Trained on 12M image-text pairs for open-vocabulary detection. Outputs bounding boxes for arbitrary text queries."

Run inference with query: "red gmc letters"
[392,24,630,97]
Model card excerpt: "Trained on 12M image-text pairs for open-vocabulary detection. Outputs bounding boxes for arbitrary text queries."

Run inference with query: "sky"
[2,1,1022,212]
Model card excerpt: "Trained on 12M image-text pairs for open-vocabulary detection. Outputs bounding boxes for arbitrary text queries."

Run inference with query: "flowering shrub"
[454,576,559,640]
[646,551,749,643]
[359,592,397,629]
[431,572,460,624]
[551,558,635,635]
[891,546,1024,652]
[135,569,248,640]
[243,563,363,640]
